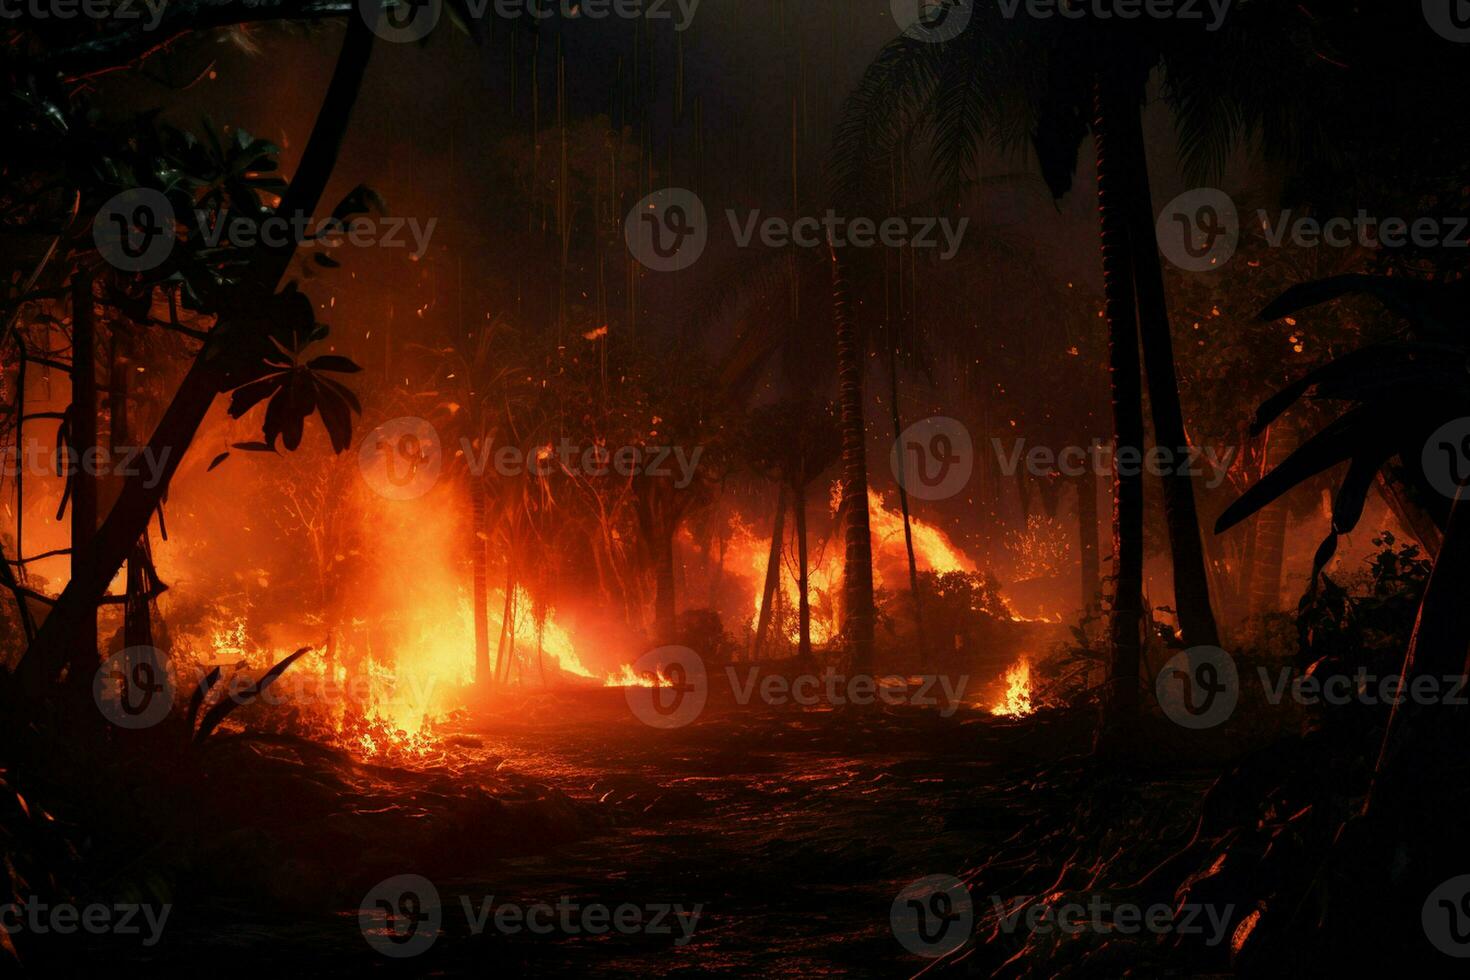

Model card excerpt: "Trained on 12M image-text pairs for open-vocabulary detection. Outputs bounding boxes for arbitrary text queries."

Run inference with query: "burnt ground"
[25,683,1237,979]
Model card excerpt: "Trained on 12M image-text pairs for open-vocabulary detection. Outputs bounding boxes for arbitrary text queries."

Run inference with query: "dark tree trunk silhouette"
[68,270,98,670]
[830,248,875,672]
[495,557,515,684]
[793,479,813,662]
[1118,69,1220,649]
[1249,422,1296,615]
[108,311,154,650]
[19,15,376,692]
[753,484,786,659]
[471,483,490,686]
[1076,469,1101,612]
[1093,69,1148,750]
[888,347,925,662]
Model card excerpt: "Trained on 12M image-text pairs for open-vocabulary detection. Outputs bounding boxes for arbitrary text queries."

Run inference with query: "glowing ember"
[992,657,1034,718]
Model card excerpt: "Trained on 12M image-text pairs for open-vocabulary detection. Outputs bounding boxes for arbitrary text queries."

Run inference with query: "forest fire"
[991,657,1035,718]
[4,4,1467,976]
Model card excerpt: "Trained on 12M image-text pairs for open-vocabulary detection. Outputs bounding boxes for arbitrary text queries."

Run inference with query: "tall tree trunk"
[69,270,98,669]
[471,482,490,686]
[830,247,875,672]
[1119,73,1220,649]
[1093,70,1148,751]
[1249,422,1296,616]
[109,314,153,650]
[19,16,376,693]
[1076,469,1101,612]
[753,484,787,660]
[793,479,813,662]
[888,347,925,662]
[654,527,676,644]
[495,558,515,684]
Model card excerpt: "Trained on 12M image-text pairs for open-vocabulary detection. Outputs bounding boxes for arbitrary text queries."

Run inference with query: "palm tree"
[828,4,1339,733]
[830,247,877,671]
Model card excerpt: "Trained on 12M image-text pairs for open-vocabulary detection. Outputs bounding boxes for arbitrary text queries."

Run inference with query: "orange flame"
[992,657,1034,718]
